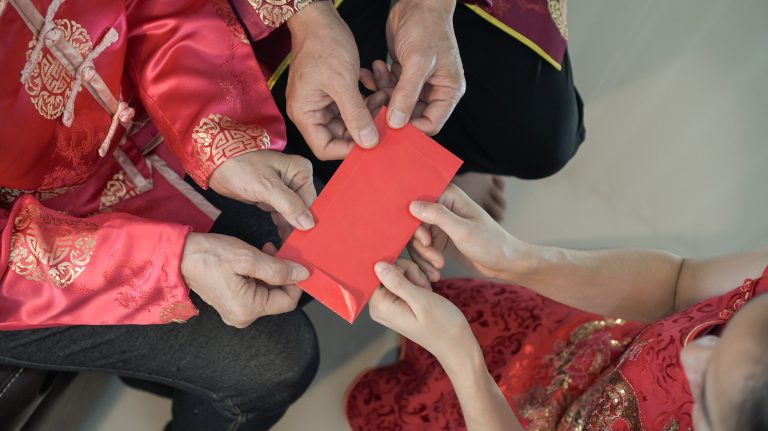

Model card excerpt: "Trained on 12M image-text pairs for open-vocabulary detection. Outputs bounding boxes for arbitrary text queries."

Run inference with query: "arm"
[125,0,319,232]
[409,185,768,323]
[0,195,196,330]
[124,0,286,189]
[0,196,309,330]
[442,335,522,431]
[368,260,521,431]
[502,245,683,322]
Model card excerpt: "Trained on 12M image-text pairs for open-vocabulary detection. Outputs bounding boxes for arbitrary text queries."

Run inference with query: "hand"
[286,1,378,160]
[181,233,308,328]
[407,184,524,282]
[209,151,316,234]
[385,0,465,134]
[369,259,477,362]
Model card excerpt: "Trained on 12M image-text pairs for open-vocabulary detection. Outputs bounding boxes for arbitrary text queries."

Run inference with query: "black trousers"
[0,193,319,431]
[272,0,586,181]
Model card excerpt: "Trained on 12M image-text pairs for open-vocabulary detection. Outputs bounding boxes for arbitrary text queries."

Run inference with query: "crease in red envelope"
[276,107,463,323]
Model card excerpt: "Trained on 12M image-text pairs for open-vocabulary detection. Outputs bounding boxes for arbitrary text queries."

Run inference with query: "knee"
[218,311,319,415]
[512,126,584,180]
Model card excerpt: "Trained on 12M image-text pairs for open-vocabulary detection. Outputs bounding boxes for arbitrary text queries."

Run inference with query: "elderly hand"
[286,0,378,160]
[209,151,316,236]
[368,259,474,361]
[181,234,307,328]
[385,0,465,134]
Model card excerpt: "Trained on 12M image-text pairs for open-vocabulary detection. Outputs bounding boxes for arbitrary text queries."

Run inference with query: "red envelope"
[276,108,463,323]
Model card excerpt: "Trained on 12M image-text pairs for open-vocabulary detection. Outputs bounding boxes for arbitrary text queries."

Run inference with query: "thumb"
[409,199,470,243]
[329,81,378,148]
[387,60,432,128]
[262,180,316,231]
[374,261,425,306]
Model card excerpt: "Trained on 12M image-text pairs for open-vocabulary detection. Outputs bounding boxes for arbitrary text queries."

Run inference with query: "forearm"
[441,340,522,431]
[502,242,683,322]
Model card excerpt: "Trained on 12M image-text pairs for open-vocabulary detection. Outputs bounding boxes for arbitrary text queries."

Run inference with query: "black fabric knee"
[434,6,586,178]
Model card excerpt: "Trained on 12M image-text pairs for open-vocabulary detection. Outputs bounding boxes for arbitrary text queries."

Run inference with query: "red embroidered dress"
[0,0,315,330]
[346,266,768,430]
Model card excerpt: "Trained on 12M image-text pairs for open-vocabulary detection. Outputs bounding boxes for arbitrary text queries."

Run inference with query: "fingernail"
[297,212,315,230]
[388,109,407,128]
[409,201,423,216]
[291,264,310,281]
[359,126,378,148]
[374,262,389,275]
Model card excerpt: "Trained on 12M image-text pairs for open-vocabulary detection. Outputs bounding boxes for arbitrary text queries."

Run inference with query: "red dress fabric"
[346,266,768,431]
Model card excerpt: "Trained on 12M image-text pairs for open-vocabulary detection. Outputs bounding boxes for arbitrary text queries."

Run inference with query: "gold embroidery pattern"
[23,19,93,119]
[516,319,631,431]
[559,370,642,431]
[8,203,97,288]
[248,0,314,28]
[548,0,568,39]
[160,301,199,323]
[191,113,270,182]
[0,186,78,208]
[212,0,249,43]
[99,170,140,211]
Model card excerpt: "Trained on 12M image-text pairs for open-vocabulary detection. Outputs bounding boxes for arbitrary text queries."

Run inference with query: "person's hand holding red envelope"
[277,107,463,322]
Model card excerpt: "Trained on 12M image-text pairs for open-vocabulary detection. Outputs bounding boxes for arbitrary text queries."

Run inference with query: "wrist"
[498,236,543,282]
[439,336,485,381]
[287,0,335,35]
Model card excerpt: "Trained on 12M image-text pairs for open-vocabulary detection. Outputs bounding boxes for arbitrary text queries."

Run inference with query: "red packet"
[276,108,463,323]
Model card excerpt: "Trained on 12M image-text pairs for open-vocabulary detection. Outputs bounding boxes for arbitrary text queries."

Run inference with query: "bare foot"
[451,172,507,221]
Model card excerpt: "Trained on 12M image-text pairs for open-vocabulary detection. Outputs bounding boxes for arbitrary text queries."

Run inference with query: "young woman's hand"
[368,259,475,361]
[407,184,529,282]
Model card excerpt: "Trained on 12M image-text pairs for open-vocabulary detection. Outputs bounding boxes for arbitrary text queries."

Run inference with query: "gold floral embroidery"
[23,19,93,119]
[248,0,314,28]
[191,113,270,182]
[559,370,641,431]
[212,0,249,43]
[8,203,97,288]
[516,319,631,431]
[160,301,198,323]
[548,0,568,39]
[99,170,140,211]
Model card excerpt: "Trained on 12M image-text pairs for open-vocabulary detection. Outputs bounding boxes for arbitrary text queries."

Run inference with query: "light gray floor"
[83,1,768,430]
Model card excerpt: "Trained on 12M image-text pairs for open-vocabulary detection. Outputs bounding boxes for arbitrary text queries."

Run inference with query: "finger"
[373,261,423,305]
[262,284,303,316]
[329,81,378,148]
[410,238,445,270]
[410,250,441,283]
[262,242,278,256]
[359,68,377,92]
[372,60,396,90]
[492,175,506,190]
[283,155,318,208]
[388,58,433,128]
[236,249,309,285]
[409,83,463,135]
[396,258,431,289]
[413,225,432,247]
[409,203,471,244]
[261,179,317,231]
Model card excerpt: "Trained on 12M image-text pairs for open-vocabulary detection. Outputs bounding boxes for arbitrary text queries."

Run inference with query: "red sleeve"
[124,0,287,189]
[0,196,198,330]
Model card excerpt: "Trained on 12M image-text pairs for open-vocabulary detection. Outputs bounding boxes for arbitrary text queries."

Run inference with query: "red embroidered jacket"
[0,0,309,330]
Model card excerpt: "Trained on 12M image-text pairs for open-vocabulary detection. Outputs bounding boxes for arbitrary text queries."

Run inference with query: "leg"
[440,6,586,179]
[0,296,319,431]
